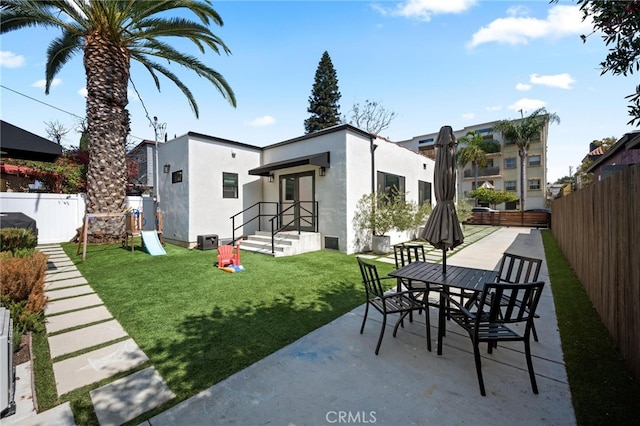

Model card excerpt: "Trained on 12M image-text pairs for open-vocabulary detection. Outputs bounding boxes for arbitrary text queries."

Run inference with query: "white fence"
[0,192,147,244]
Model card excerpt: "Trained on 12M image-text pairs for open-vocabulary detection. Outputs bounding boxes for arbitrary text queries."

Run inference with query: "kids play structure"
[217,243,243,272]
[77,208,165,259]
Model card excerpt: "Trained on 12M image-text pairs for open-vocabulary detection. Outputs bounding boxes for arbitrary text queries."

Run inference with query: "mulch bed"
[14,333,30,365]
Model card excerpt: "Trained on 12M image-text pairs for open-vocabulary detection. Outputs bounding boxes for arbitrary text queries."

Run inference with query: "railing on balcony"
[463,166,501,178]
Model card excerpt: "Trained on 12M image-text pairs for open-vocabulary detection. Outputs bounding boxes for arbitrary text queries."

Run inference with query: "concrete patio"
[5,226,575,425]
[146,227,575,425]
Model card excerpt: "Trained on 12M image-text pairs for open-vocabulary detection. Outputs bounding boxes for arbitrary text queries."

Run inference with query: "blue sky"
[1,0,637,183]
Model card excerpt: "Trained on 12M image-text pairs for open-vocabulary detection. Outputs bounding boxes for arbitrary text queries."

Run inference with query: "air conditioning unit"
[0,307,16,418]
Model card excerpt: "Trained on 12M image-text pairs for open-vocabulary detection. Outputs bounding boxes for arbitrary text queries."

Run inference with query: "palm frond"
[45,28,83,94]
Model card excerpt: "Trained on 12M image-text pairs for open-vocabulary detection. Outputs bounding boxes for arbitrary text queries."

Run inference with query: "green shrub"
[0,295,45,351]
[0,227,37,253]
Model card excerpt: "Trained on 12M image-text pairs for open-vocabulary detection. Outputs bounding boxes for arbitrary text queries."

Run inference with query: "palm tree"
[457,130,490,198]
[1,0,236,242]
[493,108,560,211]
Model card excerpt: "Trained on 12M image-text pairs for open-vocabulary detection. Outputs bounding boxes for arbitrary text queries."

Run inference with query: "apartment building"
[396,118,550,211]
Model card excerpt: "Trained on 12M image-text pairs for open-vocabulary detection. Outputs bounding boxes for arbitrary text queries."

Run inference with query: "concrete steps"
[239,230,322,257]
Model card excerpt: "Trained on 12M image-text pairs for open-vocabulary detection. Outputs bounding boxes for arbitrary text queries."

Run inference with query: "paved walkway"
[5,226,575,425]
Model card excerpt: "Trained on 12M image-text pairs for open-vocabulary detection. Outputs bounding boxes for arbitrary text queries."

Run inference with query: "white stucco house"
[157,124,434,255]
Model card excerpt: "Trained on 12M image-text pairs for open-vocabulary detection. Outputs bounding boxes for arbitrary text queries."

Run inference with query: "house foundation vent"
[324,236,339,251]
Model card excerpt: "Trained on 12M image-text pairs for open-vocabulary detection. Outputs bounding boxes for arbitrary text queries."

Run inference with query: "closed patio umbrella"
[420,125,464,273]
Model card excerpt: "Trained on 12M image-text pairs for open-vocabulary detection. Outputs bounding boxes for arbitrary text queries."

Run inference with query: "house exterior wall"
[348,136,433,254]
[160,134,262,247]
[159,136,189,245]
[259,126,434,254]
[261,128,349,249]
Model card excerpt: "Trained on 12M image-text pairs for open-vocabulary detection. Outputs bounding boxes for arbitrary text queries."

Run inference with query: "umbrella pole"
[442,248,447,273]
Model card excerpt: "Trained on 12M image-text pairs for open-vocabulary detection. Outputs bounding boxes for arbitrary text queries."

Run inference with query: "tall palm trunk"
[519,147,527,211]
[84,33,130,243]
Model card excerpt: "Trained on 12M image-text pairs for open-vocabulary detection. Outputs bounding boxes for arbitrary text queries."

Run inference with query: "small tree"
[44,119,70,145]
[457,130,490,194]
[304,51,341,133]
[469,187,518,209]
[353,191,427,237]
[346,99,397,134]
[493,108,559,211]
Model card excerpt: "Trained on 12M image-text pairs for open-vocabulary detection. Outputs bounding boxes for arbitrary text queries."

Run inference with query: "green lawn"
[541,230,640,425]
[54,241,395,423]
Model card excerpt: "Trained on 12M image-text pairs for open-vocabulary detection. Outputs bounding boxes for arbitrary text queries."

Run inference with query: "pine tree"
[304,51,341,133]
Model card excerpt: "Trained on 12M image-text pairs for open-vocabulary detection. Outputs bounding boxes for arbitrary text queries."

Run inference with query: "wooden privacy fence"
[552,164,640,381]
[465,211,550,228]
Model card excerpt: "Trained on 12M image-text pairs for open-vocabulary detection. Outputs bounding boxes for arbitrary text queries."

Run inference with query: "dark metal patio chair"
[447,280,545,396]
[495,253,543,341]
[357,257,431,355]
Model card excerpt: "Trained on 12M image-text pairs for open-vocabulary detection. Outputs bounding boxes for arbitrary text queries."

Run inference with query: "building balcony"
[463,166,501,178]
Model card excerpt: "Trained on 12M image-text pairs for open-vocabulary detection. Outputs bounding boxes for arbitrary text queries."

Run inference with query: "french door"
[279,171,315,232]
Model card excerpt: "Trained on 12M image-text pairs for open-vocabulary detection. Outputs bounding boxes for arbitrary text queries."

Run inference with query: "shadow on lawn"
[139,278,362,409]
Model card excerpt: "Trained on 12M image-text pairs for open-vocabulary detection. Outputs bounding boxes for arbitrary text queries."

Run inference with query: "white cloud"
[246,115,275,127]
[508,98,546,113]
[467,5,592,48]
[32,78,62,89]
[372,0,477,22]
[516,83,532,91]
[461,112,475,120]
[78,87,87,97]
[530,73,575,89]
[0,51,25,68]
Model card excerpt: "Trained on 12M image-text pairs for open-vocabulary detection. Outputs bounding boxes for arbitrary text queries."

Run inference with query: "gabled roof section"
[586,130,640,173]
[0,120,63,162]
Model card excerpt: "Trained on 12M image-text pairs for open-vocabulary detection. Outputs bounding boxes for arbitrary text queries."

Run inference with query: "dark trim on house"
[248,152,330,176]
[186,131,262,151]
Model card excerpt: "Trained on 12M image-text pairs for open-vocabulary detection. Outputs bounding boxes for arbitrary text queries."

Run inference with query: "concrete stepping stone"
[46,257,75,265]
[53,339,149,396]
[46,293,103,316]
[46,277,88,291]
[46,305,112,334]
[15,402,76,426]
[46,285,94,301]
[39,245,64,251]
[45,253,71,261]
[48,319,127,358]
[45,270,82,282]
[48,259,75,268]
[91,367,175,426]
[46,265,79,275]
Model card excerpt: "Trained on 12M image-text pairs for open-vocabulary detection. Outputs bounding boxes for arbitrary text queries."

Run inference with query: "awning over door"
[1,120,63,162]
[248,151,330,176]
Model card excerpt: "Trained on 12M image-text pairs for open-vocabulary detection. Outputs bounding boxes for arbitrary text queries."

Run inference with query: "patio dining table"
[388,261,498,355]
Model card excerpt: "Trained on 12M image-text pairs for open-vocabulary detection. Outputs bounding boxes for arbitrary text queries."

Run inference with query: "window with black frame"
[377,171,405,201]
[418,180,431,206]
[223,172,238,198]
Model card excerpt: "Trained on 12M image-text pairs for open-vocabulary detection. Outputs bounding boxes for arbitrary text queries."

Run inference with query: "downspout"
[370,135,378,236]
[370,135,378,195]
